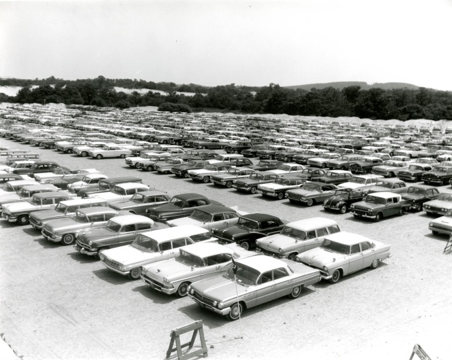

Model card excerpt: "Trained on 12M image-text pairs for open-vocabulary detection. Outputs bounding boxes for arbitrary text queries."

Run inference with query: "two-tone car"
[257,177,305,200]
[256,218,340,260]
[0,184,60,211]
[188,162,233,183]
[315,170,353,185]
[286,182,338,207]
[108,190,171,215]
[423,193,452,216]
[371,160,410,178]
[429,210,452,236]
[232,172,281,194]
[41,206,122,245]
[89,145,132,159]
[397,163,434,182]
[2,192,74,225]
[323,188,366,213]
[67,173,109,194]
[421,165,452,186]
[140,242,255,297]
[350,192,409,222]
[146,193,223,223]
[366,178,408,194]
[99,225,217,279]
[87,183,150,203]
[187,255,321,320]
[401,185,440,212]
[296,231,391,283]
[74,214,164,258]
[211,168,256,188]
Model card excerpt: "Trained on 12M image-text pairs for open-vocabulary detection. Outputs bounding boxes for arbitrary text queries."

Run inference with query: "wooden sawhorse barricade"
[166,320,208,360]
[444,236,452,254]
[409,344,431,360]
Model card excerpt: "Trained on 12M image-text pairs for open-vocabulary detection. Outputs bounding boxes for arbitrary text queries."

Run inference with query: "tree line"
[1,76,451,120]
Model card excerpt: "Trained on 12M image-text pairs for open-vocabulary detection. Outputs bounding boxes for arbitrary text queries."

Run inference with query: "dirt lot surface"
[1,138,451,360]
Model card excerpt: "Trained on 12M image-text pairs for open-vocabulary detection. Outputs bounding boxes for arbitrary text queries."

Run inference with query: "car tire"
[339,204,348,214]
[177,282,190,297]
[288,285,303,299]
[134,163,140,168]
[375,212,383,222]
[288,253,298,261]
[329,269,341,284]
[81,151,88,157]
[277,192,285,200]
[120,154,126,158]
[240,241,250,250]
[370,259,380,269]
[202,176,210,183]
[17,215,29,225]
[226,181,233,188]
[62,233,75,245]
[306,198,314,207]
[432,230,439,235]
[128,267,142,280]
[289,199,297,204]
[250,187,257,194]
[227,302,243,321]
[146,166,153,171]
[184,173,190,178]
[96,154,103,159]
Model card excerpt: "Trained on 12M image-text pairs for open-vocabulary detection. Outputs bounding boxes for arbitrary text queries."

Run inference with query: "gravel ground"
[0,138,451,360]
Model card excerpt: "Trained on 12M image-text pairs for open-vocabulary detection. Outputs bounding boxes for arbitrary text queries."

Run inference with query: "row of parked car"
[0,142,396,321]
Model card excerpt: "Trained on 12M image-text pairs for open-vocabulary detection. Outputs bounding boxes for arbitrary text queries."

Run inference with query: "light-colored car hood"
[103,245,165,267]
[258,183,286,191]
[431,216,452,226]
[297,248,348,268]
[257,234,293,251]
[3,201,36,212]
[143,259,191,281]
[191,276,248,302]
[166,217,202,227]
[338,182,363,189]
[0,193,21,202]
[425,200,452,208]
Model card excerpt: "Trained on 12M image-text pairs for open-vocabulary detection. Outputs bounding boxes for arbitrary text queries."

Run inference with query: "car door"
[273,267,292,298]
[347,244,364,274]
[360,241,376,268]
[255,270,276,306]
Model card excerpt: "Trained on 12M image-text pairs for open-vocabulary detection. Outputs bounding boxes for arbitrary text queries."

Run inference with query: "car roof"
[141,225,209,242]
[76,206,118,216]
[375,178,405,183]
[33,191,72,199]
[181,242,234,257]
[59,197,108,206]
[353,174,383,179]
[368,192,401,199]
[286,217,338,231]
[236,254,285,273]
[109,214,154,225]
[5,180,37,185]
[133,190,168,197]
[172,193,208,200]
[113,183,148,190]
[323,231,373,246]
[191,204,235,214]
[241,213,281,222]
[20,184,58,191]
[406,184,437,190]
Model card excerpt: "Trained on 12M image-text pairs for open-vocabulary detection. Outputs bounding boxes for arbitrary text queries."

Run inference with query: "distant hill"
[285,81,420,91]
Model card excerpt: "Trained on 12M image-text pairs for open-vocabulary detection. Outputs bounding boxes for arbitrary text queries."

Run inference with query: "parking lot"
[1,137,451,360]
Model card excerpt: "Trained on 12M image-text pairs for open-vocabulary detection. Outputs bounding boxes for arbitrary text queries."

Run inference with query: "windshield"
[190,210,212,222]
[204,165,216,171]
[375,182,393,188]
[30,196,41,205]
[438,193,452,201]
[227,168,239,174]
[349,177,366,184]
[81,176,91,182]
[18,189,30,197]
[99,182,110,190]
[365,195,387,204]
[250,174,263,180]
[302,183,320,191]
[131,234,160,252]
[186,161,196,167]
[406,187,425,195]
[281,226,307,240]
[190,232,212,242]
[408,165,423,171]
[4,183,15,192]
[54,203,68,213]
[333,189,351,197]
[237,217,259,229]
[223,263,260,286]
[131,193,145,203]
[105,220,121,232]
[321,239,350,254]
[176,249,205,267]
[112,187,126,195]
[170,197,185,208]
[75,212,89,223]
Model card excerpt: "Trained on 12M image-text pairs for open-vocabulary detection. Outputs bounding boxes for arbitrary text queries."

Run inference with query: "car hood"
[324,195,346,205]
[150,203,182,213]
[258,183,286,191]
[432,216,452,226]
[78,227,116,242]
[30,209,61,220]
[214,225,249,239]
[108,200,137,210]
[338,183,362,189]
[297,248,347,268]
[191,276,248,301]
[0,193,21,202]
[166,217,202,227]
[257,234,293,251]
[402,193,425,201]
[143,258,191,279]
[3,201,36,212]
[289,189,320,197]
[424,200,452,208]
[102,245,161,266]
[46,218,86,232]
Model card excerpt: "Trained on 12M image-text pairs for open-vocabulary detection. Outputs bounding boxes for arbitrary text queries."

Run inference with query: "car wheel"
[321,163,327,168]
[226,181,233,188]
[370,259,380,269]
[62,233,75,245]
[432,230,439,235]
[81,151,88,157]
[128,267,142,280]
[288,253,298,261]
[120,154,126,158]
[339,204,348,214]
[202,176,210,183]
[329,269,341,284]
[184,172,190,178]
[288,285,303,299]
[146,166,153,171]
[240,241,250,250]
[413,203,421,212]
[374,212,383,222]
[96,154,103,159]
[134,163,140,168]
[17,215,29,225]
[250,187,257,194]
[177,282,190,297]
[289,199,297,204]
[227,302,243,321]
[277,192,285,200]
[306,198,314,207]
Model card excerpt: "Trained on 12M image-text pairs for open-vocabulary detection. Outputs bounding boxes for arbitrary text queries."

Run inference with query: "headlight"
[188,287,194,295]
[278,248,283,253]
[428,222,433,228]
[212,301,218,307]
[441,208,446,212]
[367,209,373,214]
[119,265,125,271]
[323,266,329,273]
[88,240,93,246]
[218,302,225,309]
[99,253,105,260]
[163,277,168,283]
[424,205,430,209]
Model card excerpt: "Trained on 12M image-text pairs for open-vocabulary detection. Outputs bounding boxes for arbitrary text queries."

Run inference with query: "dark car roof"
[192,204,236,214]
[33,161,59,165]
[240,213,281,222]
[33,191,71,199]
[135,190,169,197]
[172,193,208,200]
[77,206,118,215]
[407,184,438,190]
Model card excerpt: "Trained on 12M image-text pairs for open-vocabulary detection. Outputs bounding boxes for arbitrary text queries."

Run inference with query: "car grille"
[42,228,54,238]
[76,240,92,250]
[125,159,133,165]
[102,258,121,270]
[29,216,41,227]
[287,193,302,200]
[430,223,452,233]
[192,291,216,307]
[142,274,165,288]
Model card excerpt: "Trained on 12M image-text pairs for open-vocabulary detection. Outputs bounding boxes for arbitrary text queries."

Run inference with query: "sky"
[1,0,452,90]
